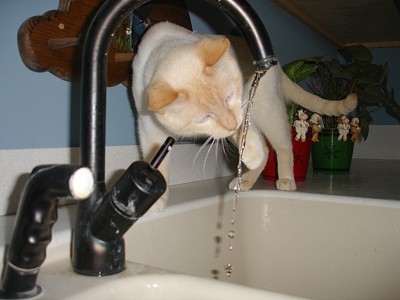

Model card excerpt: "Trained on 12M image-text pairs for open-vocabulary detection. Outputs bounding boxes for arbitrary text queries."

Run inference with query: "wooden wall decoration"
[18,0,192,87]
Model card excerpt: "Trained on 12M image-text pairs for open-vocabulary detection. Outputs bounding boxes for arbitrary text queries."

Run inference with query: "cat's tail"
[281,71,357,116]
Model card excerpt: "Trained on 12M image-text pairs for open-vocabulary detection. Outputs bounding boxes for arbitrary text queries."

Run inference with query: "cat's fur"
[132,22,357,211]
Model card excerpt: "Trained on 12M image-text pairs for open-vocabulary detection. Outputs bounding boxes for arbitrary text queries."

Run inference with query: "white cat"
[132,22,357,211]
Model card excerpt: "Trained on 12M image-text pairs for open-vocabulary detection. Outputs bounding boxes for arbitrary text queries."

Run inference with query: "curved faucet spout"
[206,0,278,72]
[75,0,278,276]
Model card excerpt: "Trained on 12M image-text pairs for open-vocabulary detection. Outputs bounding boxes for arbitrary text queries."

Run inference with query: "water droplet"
[228,230,235,251]
[224,263,233,277]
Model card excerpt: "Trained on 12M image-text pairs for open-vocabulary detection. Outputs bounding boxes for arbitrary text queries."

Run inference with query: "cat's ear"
[147,80,180,112]
[197,36,230,68]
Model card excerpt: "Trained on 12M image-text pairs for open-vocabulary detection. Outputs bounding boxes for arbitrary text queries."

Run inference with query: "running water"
[226,71,265,277]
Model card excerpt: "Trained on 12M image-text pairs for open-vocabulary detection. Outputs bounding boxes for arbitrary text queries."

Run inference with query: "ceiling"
[272,0,400,48]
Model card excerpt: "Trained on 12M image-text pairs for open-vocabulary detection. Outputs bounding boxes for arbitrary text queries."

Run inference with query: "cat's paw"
[276,178,297,191]
[229,177,240,191]
[150,191,168,212]
[228,175,256,192]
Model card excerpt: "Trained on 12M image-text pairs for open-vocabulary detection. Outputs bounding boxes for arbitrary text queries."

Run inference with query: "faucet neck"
[206,0,278,72]
[74,0,152,277]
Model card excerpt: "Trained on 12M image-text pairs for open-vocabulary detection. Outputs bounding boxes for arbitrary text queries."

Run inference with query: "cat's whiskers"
[203,138,216,177]
[221,138,237,161]
[193,137,233,178]
[214,139,221,176]
[192,136,213,167]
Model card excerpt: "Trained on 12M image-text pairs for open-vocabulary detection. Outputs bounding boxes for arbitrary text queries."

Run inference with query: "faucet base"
[71,225,126,276]
[0,265,42,299]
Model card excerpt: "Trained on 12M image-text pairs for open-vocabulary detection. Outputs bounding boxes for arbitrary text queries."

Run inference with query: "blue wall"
[369,47,400,124]
[0,0,398,149]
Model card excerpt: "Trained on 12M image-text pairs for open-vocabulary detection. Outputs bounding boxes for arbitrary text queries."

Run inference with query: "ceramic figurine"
[350,117,362,142]
[294,109,309,142]
[309,113,322,142]
[337,115,350,141]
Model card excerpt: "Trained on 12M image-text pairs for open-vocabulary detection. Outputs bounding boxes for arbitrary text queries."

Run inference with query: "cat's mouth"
[210,123,241,139]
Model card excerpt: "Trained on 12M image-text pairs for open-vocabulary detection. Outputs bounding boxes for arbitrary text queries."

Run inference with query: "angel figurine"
[309,113,322,142]
[294,109,309,142]
[350,117,362,142]
[337,115,350,141]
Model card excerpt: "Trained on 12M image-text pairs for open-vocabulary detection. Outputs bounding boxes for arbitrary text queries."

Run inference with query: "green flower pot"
[311,128,354,174]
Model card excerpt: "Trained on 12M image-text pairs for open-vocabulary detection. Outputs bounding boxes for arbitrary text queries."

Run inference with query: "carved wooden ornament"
[18,0,192,87]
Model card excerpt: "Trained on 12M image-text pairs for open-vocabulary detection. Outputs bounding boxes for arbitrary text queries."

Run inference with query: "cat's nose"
[221,114,238,133]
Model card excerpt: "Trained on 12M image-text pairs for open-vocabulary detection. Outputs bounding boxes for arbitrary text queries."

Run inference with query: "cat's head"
[146,36,243,139]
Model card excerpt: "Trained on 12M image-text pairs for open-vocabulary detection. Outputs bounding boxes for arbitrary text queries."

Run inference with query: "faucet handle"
[150,137,175,169]
[91,137,175,242]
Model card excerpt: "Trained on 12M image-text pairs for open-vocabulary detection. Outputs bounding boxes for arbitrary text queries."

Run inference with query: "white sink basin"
[65,273,303,300]
[124,187,400,300]
[35,254,304,300]
[6,177,399,300]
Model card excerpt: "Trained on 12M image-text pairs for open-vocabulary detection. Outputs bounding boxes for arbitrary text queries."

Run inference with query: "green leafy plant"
[284,45,400,140]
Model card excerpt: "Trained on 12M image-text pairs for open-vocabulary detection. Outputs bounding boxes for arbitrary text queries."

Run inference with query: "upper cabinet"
[272,0,400,48]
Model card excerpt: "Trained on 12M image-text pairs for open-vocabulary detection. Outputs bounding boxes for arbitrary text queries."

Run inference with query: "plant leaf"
[283,57,321,83]
[340,45,373,63]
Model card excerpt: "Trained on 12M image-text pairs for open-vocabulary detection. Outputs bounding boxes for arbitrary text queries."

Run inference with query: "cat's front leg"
[265,130,297,190]
[228,125,267,191]
[274,148,296,191]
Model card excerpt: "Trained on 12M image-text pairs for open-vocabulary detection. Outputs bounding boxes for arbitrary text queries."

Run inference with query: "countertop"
[252,158,400,201]
[0,158,399,263]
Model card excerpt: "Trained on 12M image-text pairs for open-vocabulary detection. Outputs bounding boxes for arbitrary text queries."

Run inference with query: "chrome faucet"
[72,0,278,276]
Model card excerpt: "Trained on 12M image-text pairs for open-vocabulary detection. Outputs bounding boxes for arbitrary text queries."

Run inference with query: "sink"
[34,249,304,299]
[62,273,303,300]
[4,178,399,299]
[124,187,400,300]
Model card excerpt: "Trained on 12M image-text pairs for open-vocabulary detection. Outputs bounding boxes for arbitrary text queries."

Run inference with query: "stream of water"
[225,71,265,277]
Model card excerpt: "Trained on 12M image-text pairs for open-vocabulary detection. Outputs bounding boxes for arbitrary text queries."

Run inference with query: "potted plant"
[287,45,400,174]
[263,58,319,182]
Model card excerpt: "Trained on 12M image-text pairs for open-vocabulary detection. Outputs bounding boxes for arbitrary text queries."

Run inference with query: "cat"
[131,22,357,211]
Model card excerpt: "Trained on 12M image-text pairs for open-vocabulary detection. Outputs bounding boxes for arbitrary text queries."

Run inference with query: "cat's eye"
[197,115,213,124]
[224,92,234,107]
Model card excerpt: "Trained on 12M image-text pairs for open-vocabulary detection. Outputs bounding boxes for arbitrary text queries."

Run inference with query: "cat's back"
[133,22,197,74]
